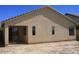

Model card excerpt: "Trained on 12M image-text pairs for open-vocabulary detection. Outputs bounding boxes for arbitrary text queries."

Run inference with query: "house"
[1,6,76,46]
[65,13,79,40]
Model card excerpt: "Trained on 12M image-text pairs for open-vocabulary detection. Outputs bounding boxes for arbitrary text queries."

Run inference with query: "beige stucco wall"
[14,15,76,43]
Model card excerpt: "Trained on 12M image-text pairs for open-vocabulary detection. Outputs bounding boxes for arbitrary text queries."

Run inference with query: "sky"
[0,5,79,22]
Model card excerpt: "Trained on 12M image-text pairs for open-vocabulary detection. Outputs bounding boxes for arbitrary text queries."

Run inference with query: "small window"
[69,26,75,35]
[52,26,55,35]
[32,26,36,35]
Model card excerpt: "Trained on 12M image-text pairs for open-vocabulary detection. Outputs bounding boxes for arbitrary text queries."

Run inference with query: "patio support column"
[4,26,9,46]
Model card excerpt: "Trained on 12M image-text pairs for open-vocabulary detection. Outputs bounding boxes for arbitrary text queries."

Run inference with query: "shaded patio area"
[9,26,28,44]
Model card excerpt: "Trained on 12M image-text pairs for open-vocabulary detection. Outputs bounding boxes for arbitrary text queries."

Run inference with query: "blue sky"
[0,5,79,22]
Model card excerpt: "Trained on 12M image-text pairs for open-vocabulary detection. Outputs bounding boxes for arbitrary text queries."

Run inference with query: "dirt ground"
[0,40,79,54]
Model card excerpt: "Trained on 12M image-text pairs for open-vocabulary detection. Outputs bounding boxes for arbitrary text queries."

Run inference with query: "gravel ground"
[0,40,79,54]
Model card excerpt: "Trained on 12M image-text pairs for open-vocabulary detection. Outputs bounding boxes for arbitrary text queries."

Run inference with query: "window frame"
[32,26,36,36]
[52,26,55,35]
[69,26,75,36]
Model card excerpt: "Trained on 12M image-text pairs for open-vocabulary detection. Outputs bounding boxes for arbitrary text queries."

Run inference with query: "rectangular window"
[52,26,55,35]
[69,26,75,35]
[32,26,36,35]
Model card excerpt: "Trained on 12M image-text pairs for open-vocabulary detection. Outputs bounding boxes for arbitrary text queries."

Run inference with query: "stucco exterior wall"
[15,15,76,43]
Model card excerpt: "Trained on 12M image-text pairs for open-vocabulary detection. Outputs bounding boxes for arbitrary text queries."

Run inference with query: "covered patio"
[4,26,28,46]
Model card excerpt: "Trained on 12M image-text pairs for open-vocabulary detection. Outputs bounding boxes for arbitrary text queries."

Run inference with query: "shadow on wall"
[0,30,5,47]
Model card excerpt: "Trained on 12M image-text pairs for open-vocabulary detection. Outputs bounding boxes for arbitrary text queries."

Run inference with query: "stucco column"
[4,26,9,46]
